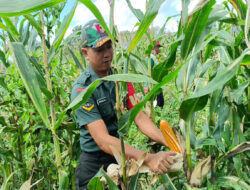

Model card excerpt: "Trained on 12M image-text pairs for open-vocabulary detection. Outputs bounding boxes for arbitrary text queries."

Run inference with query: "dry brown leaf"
[109,145,122,165]
[127,152,147,176]
[20,176,32,190]
[224,142,250,159]
[169,153,183,172]
[174,129,186,155]
[190,156,211,187]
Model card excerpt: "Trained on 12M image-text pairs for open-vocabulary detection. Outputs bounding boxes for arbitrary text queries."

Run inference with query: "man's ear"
[81,48,89,60]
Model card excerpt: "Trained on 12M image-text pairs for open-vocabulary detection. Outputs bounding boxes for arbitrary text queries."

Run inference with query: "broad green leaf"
[126,0,144,21]
[0,49,9,67]
[179,95,209,121]
[127,0,165,52]
[129,173,140,190]
[119,64,183,135]
[78,0,115,43]
[58,170,69,190]
[245,0,250,48]
[229,0,247,19]
[2,17,19,38]
[217,46,232,66]
[161,174,177,190]
[231,81,249,100]
[25,14,43,36]
[68,47,84,72]
[88,177,104,190]
[181,0,215,59]
[52,0,77,51]
[207,4,228,25]
[0,0,66,17]
[196,137,217,148]
[216,176,250,190]
[0,77,7,89]
[152,40,180,82]
[103,74,158,84]
[98,169,119,190]
[9,42,50,128]
[191,49,250,98]
[181,0,190,27]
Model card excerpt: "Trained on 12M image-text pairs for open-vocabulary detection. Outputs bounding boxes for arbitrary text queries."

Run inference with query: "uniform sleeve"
[71,84,102,127]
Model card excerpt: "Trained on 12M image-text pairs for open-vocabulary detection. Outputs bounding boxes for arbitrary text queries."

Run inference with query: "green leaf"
[88,177,104,190]
[0,0,66,17]
[99,169,119,190]
[126,0,144,21]
[68,47,84,72]
[127,0,165,52]
[0,77,7,89]
[216,176,250,190]
[192,49,250,98]
[58,170,69,190]
[229,0,247,19]
[52,0,77,51]
[119,64,183,135]
[161,174,177,190]
[9,42,50,128]
[152,40,180,82]
[0,49,9,67]
[129,173,140,190]
[179,95,209,121]
[207,4,228,25]
[181,0,190,27]
[2,17,19,38]
[196,137,217,148]
[103,74,158,84]
[24,14,43,36]
[181,0,215,59]
[78,0,115,43]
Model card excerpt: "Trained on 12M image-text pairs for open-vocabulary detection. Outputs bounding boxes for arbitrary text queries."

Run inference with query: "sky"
[63,0,223,38]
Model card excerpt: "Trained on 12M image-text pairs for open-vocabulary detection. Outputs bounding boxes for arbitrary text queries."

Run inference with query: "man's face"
[82,41,113,76]
[154,46,161,55]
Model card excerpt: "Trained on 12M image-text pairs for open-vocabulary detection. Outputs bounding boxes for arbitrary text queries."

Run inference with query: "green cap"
[81,19,110,48]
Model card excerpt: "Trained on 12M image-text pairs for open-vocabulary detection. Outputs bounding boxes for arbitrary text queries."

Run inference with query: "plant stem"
[115,81,127,187]
[185,120,192,179]
[40,10,62,182]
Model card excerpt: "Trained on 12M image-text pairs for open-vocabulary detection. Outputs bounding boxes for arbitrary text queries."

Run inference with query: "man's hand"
[144,151,176,174]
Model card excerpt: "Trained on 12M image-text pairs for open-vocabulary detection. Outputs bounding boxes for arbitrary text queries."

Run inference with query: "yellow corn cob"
[160,120,182,154]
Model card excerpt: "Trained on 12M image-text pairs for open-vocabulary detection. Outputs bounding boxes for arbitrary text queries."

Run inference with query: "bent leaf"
[0,0,66,17]
[9,42,50,128]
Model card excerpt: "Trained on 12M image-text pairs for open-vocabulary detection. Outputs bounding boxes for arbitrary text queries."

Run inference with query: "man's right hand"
[144,151,176,174]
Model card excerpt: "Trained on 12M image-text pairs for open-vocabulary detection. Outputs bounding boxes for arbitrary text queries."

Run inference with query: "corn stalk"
[40,10,62,183]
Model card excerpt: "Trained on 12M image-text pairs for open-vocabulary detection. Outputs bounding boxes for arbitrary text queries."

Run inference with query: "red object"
[126,82,139,110]
[155,40,161,47]
[76,88,84,92]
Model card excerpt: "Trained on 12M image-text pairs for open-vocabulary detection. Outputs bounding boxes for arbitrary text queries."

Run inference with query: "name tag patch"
[82,103,94,111]
[97,97,107,105]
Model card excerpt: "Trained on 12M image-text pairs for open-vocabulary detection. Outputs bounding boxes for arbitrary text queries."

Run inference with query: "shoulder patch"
[82,103,94,111]
[76,88,84,92]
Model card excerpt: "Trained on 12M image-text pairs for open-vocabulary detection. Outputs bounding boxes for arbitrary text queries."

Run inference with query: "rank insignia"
[82,103,94,111]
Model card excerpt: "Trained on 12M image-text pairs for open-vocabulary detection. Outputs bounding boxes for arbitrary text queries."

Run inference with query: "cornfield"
[0,0,249,189]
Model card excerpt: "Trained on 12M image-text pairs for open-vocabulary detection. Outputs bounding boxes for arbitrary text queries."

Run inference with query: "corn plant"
[0,0,250,189]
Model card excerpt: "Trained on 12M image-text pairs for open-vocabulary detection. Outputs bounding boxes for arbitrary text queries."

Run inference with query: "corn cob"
[160,120,182,154]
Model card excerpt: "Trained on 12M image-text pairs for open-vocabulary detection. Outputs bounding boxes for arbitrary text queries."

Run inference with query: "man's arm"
[86,119,176,174]
[134,111,167,147]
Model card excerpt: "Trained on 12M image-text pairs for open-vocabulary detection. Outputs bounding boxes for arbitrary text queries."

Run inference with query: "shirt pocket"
[98,99,113,118]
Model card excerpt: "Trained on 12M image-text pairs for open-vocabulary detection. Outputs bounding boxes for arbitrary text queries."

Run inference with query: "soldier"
[71,19,176,190]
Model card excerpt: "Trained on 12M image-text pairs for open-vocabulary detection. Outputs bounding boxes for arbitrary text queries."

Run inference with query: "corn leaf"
[68,47,84,72]
[52,0,77,51]
[24,14,43,36]
[229,0,247,19]
[9,42,50,128]
[191,49,250,98]
[127,0,165,52]
[0,49,9,67]
[181,0,215,59]
[126,0,144,22]
[78,0,115,43]
[2,17,19,38]
[119,64,183,136]
[0,0,66,17]
[179,95,209,121]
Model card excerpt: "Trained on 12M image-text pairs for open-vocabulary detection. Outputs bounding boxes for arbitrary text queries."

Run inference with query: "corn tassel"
[160,120,182,154]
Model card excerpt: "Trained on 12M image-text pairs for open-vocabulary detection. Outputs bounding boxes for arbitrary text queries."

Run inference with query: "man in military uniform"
[71,19,176,190]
